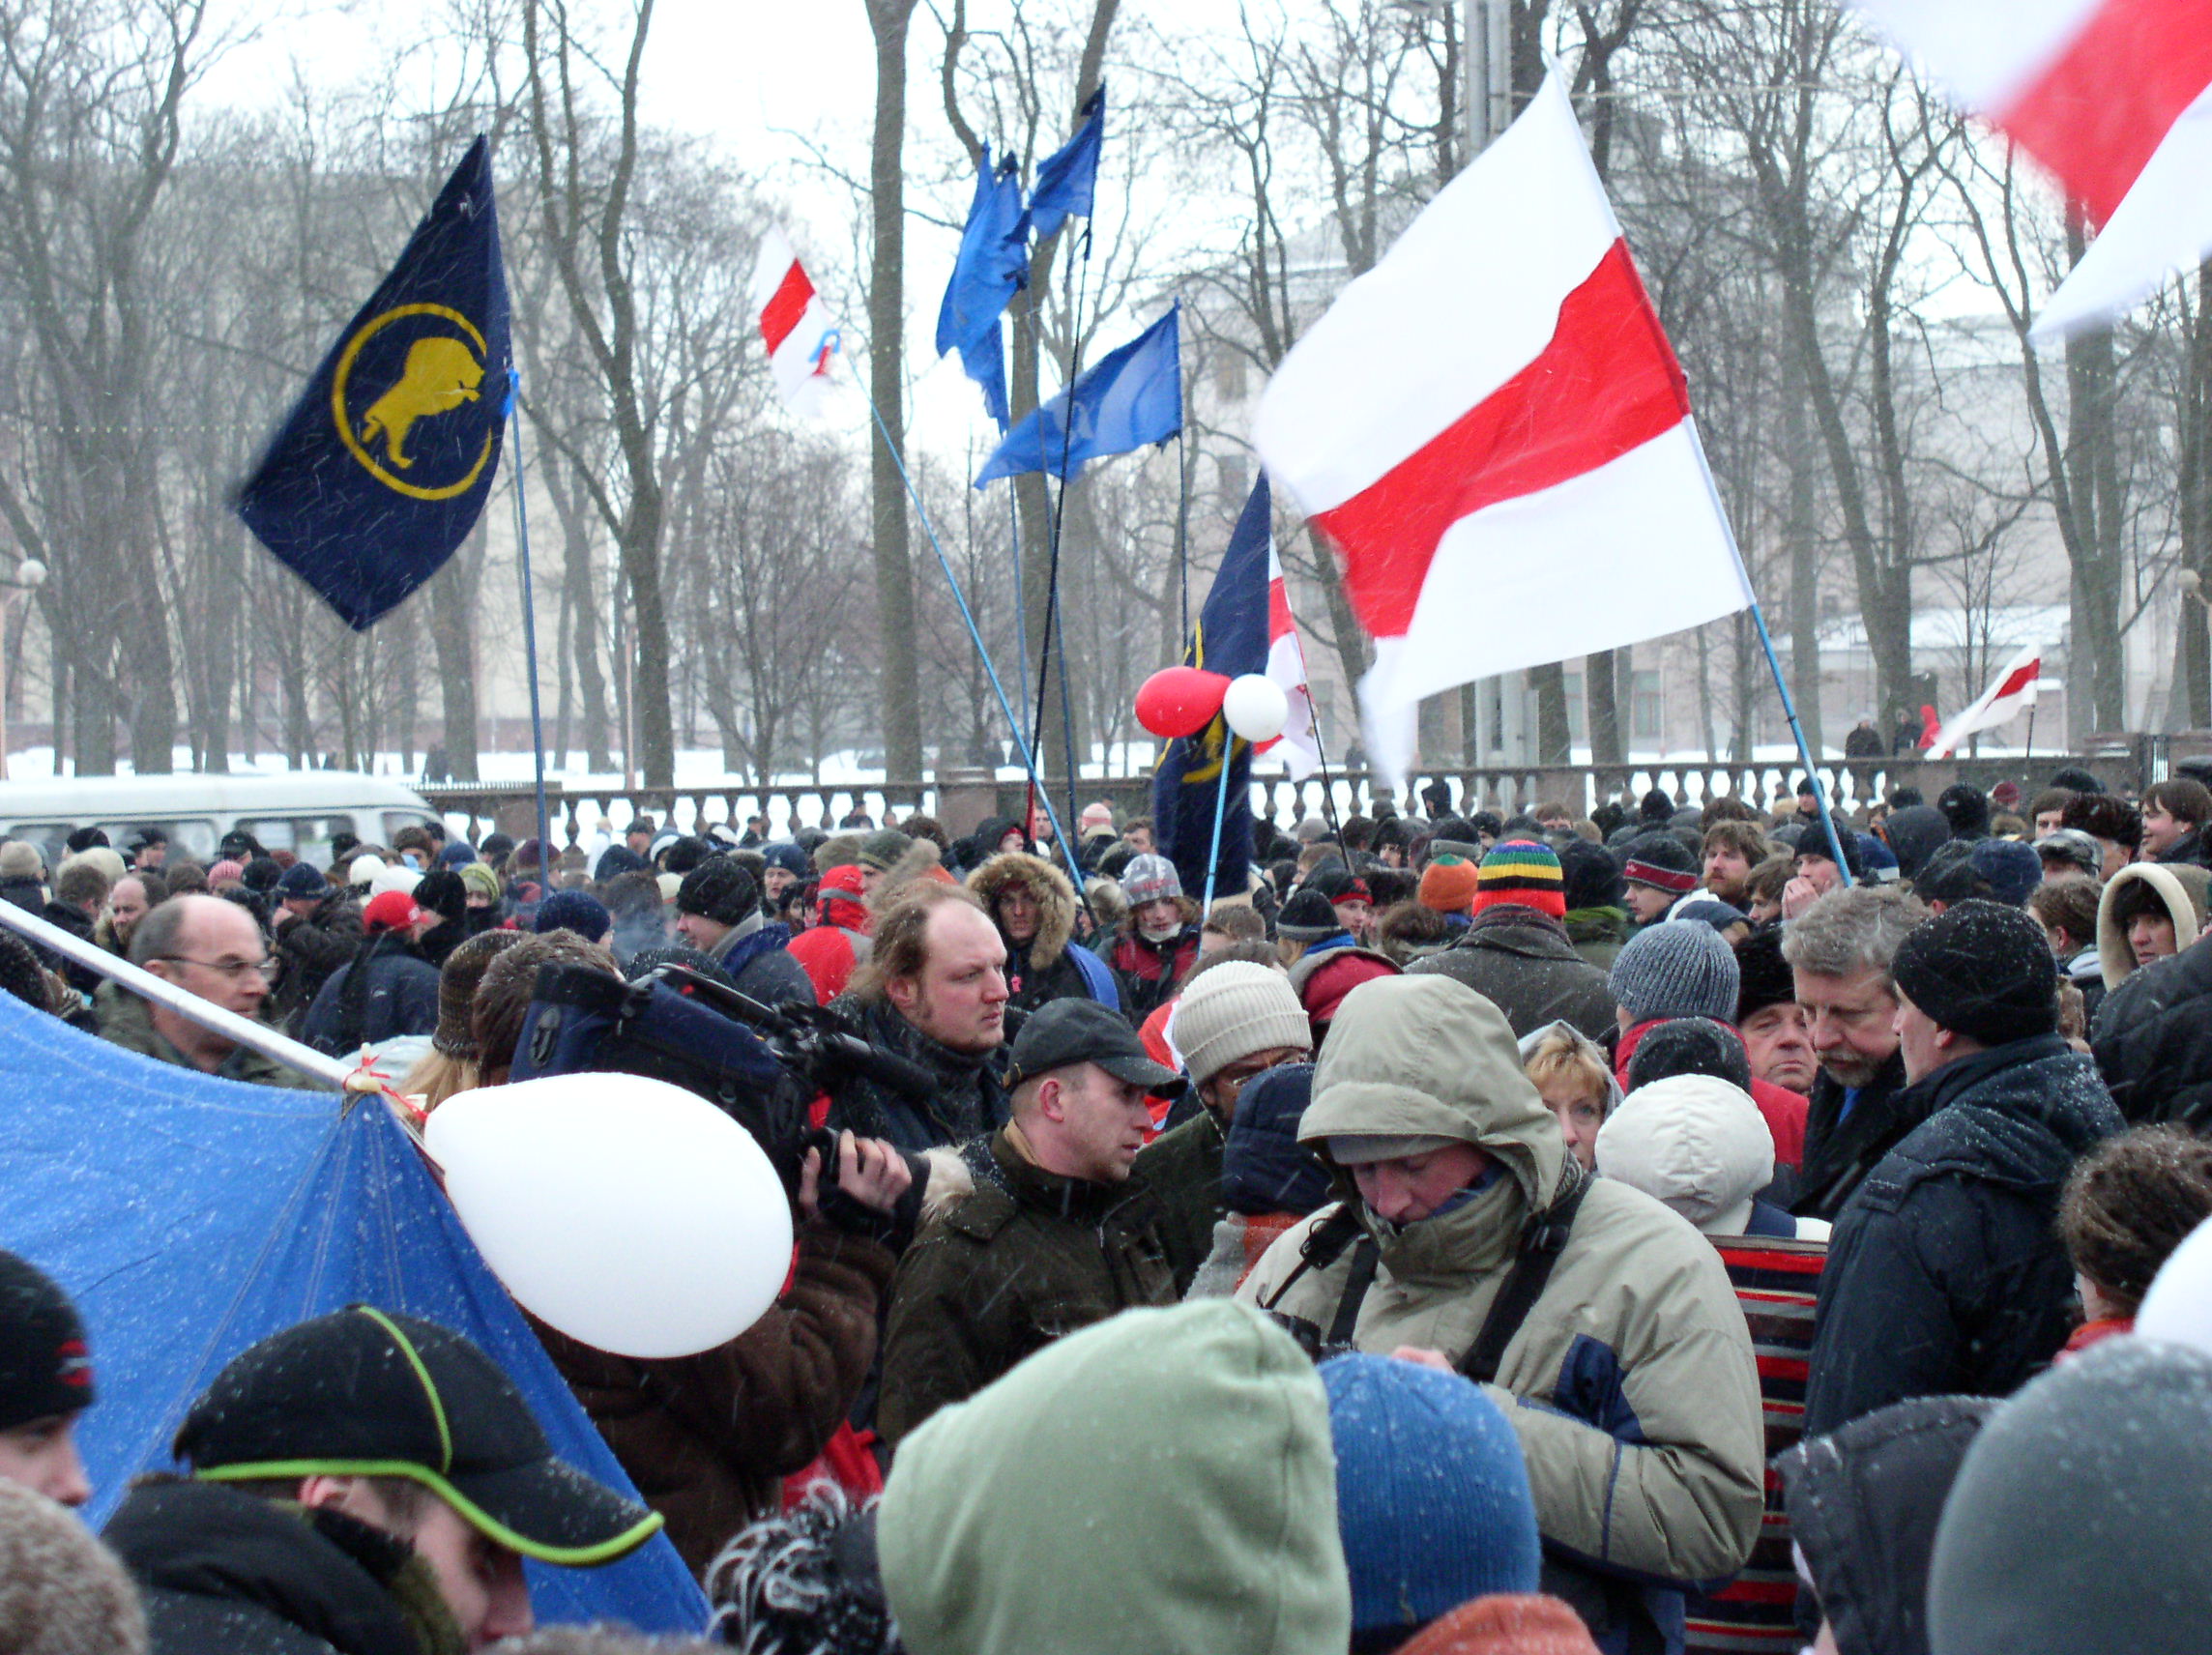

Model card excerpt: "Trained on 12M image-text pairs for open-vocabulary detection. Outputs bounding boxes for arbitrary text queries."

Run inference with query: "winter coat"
[99,986,327,1090]
[1131,1106,1225,1294]
[968,851,1119,1015]
[270,894,364,1030]
[1775,1395,1997,1655]
[1564,905,1631,973]
[0,873,43,915]
[2093,860,2209,990]
[301,943,442,1057]
[708,915,812,1008]
[1409,905,1616,1039]
[105,1477,464,1655]
[1106,923,1202,1020]
[1791,1051,1921,1222]
[788,923,868,1006]
[877,1124,1178,1445]
[822,995,1011,1155]
[1286,936,1402,1032]
[1802,1034,2122,1437]
[531,1221,895,1576]
[1240,975,1763,1652]
[2089,930,2212,1125]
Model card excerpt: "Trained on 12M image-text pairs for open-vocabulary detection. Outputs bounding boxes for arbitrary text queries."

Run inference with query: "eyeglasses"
[156,955,276,981]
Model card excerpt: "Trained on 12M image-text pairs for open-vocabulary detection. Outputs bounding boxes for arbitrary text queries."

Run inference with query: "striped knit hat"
[1471,840,1565,920]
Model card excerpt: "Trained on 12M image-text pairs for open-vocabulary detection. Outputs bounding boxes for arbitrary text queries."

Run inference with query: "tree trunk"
[2063,304,2129,735]
[1529,662,1571,764]
[1588,648,1622,763]
[1780,369,1824,751]
[865,0,926,784]
[2180,262,2212,727]
[427,525,483,782]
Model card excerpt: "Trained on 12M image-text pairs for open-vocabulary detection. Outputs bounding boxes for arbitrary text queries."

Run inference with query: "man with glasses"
[100,894,325,1088]
[1134,960,1314,1293]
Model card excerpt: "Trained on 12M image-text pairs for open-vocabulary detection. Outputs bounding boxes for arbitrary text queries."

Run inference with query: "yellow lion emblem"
[359,336,484,470]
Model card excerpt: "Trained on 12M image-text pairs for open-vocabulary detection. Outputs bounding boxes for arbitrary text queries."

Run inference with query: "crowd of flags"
[233,2,2202,785]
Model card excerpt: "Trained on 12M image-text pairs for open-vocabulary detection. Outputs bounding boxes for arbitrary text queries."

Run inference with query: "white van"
[0,772,441,871]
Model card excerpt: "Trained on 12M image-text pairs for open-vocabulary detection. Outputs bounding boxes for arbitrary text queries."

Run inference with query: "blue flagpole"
[1201,734,1235,916]
[504,369,553,867]
[863,395,1089,901]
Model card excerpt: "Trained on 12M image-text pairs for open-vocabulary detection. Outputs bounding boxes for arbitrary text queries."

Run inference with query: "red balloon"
[1135,666,1232,740]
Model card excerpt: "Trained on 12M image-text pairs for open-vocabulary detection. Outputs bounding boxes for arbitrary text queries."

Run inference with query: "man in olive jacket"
[878,999,1184,1446]
[1239,973,1763,1653]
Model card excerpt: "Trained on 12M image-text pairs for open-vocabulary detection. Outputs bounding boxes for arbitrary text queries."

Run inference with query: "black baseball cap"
[0,1252,94,1430]
[175,1306,660,1566]
[1006,999,1184,1095]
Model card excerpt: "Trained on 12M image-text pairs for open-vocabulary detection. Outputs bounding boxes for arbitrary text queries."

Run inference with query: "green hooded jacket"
[1238,973,1762,1590]
[880,1299,1350,1655]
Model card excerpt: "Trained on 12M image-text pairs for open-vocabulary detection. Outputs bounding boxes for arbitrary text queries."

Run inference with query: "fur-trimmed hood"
[968,851,1076,970]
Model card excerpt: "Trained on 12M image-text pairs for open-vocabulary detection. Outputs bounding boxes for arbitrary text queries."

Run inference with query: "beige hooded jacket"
[1238,973,1763,1587]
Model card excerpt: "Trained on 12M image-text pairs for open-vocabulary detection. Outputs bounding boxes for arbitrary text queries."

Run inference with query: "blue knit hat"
[1608,919,1740,1024]
[1322,1353,1541,1643]
[534,889,611,943]
[437,841,478,867]
[763,842,811,879]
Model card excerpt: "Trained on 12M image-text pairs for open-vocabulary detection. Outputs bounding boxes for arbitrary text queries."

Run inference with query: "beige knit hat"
[1171,961,1311,1089]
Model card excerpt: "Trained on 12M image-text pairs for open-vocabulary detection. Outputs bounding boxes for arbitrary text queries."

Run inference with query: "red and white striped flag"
[1851,0,2212,339]
[1251,72,1750,784]
[1927,644,2042,758]
[1263,541,1322,780]
[752,229,844,420]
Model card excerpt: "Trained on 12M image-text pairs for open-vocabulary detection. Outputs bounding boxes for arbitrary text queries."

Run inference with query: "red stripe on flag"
[1310,240,1691,639]
[1267,575,1294,642]
[760,261,816,355]
[1994,659,2040,700]
[1994,0,2212,224]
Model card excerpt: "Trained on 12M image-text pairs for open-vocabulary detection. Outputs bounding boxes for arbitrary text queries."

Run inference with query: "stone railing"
[422,742,2156,847]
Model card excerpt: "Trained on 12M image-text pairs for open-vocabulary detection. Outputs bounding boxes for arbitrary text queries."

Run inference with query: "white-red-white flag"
[1251,71,1750,784]
[1850,0,2212,339]
[752,229,844,420]
[1927,644,2042,758]
[1262,542,1322,780]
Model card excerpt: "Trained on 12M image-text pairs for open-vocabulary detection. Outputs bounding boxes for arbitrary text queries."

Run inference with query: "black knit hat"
[1620,831,1698,894]
[1624,1017,1754,1093]
[0,1252,93,1430]
[1891,899,2057,1047]
[1557,838,1624,912]
[1937,783,1992,841]
[177,1306,658,1566]
[1640,789,1676,825]
[1277,887,1342,942]
[276,860,330,900]
[677,856,758,925]
[240,857,283,894]
[1733,927,1796,1022]
[414,868,469,928]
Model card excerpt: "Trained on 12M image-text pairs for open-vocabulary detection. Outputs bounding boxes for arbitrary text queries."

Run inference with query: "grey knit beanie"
[1172,962,1312,1089]
[1608,920,1740,1024]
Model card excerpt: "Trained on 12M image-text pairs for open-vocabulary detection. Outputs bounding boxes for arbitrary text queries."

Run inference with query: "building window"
[1632,670,1662,742]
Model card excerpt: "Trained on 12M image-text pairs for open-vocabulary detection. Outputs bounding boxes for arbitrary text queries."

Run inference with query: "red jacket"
[1616,1017,1808,1171]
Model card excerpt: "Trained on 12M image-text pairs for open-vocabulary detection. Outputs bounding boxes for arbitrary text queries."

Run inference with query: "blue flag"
[1152,478,1271,903]
[937,149,1029,427]
[973,302,1181,486]
[1028,85,1104,241]
[237,136,511,631]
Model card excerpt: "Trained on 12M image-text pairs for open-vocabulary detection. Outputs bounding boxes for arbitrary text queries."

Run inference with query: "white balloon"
[425,1073,793,1358]
[1221,673,1291,742]
[2139,1212,2212,1361]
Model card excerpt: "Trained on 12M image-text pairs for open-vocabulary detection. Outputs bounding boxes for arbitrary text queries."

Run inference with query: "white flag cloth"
[1927,643,2042,759]
[1849,0,2212,341]
[751,229,844,420]
[1250,72,1750,785]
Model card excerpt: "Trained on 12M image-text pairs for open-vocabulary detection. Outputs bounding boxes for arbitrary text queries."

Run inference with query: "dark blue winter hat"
[534,889,611,943]
[1322,1352,1540,1644]
[593,844,648,884]
[438,841,478,867]
[1222,1063,1331,1217]
[276,861,330,900]
[763,842,811,879]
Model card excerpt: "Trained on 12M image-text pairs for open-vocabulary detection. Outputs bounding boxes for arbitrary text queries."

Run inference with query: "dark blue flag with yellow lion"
[238,136,510,630]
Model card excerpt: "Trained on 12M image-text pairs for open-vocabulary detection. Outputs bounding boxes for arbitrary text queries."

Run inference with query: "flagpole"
[1681,421,1854,877]
[862,395,1089,902]
[504,370,553,868]
[1202,736,1236,916]
[1033,220,1098,846]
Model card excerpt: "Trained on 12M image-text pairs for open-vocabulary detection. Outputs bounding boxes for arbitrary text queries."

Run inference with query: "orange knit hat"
[1419,858,1482,915]
[1393,1594,1602,1655]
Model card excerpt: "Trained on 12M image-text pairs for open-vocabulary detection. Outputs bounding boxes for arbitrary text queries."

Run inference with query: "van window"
[90,819,218,862]
[237,816,357,865]
[382,810,435,845]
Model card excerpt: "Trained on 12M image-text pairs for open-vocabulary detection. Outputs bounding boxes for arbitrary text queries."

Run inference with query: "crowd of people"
[5,766,2212,1653]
